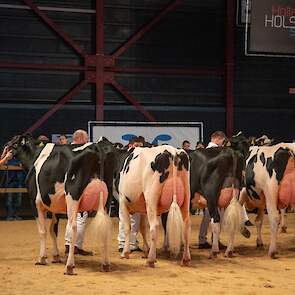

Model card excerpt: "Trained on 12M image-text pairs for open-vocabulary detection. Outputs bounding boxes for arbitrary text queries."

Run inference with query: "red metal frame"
[0,0,227,134]
[225,0,235,137]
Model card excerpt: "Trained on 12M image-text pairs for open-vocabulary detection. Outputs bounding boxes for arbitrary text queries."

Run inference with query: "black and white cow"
[239,143,295,258]
[117,145,191,267]
[6,134,115,274]
[190,147,245,257]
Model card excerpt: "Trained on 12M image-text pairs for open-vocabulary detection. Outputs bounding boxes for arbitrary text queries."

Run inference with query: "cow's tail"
[91,191,112,270]
[222,193,243,234]
[166,155,184,257]
[222,151,244,252]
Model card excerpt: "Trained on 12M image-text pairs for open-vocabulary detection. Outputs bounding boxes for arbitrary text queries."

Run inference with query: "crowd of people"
[0,128,247,253]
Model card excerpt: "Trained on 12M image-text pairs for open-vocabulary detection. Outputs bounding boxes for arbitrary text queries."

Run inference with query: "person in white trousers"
[117,137,143,252]
[64,129,93,255]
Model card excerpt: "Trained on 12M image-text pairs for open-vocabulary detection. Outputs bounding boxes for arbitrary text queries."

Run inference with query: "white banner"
[89,121,203,149]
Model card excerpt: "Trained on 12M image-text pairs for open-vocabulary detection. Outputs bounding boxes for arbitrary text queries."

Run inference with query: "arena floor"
[1,214,295,295]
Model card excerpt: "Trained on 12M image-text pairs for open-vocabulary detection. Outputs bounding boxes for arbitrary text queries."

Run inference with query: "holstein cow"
[239,143,295,258]
[190,147,245,258]
[6,134,114,274]
[117,145,191,267]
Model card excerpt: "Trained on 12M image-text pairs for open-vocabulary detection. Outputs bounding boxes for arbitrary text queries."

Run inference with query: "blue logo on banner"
[121,134,172,145]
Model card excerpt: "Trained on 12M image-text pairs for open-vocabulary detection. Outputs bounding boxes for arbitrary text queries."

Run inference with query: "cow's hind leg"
[265,188,280,258]
[146,200,159,267]
[64,196,79,275]
[120,198,131,259]
[161,212,169,254]
[179,168,191,266]
[180,209,191,266]
[256,208,264,249]
[280,208,287,233]
[49,213,62,263]
[139,215,150,258]
[35,202,47,265]
[209,206,221,259]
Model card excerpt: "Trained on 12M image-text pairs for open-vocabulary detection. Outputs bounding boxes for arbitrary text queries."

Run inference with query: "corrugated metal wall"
[0,0,225,146]
[0,0,294,146]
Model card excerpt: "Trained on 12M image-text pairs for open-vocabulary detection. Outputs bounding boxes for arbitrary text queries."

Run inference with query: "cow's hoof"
[142,251,149,259]
[64,265,76,275]
[181,258,191,266]
[224,251,234,258]
[209,251,219,259]
[146,260,155,268]
[121,252,130,259]
[240,227,251,239]
[281,226,287,233]
[256,243,264,250]
[52,255,62,263]
[101,264,111,272]
[269,251,278,259]
[35,257,47,265]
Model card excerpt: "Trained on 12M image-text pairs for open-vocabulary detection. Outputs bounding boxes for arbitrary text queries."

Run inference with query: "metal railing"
[0,165,28,193]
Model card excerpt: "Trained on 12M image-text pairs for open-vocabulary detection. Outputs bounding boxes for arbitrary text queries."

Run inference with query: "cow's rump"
[47,179,108,213]
[126,176,185,215]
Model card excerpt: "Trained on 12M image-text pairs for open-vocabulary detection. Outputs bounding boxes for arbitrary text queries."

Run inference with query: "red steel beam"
[95,0,104,121]
[225,0,235,137]
[25,79,88,134]
[112,0,183,59]
[111,80,156,122]
[22,0,86,58]
[112,66,224,77]
[0,62,223,77]
[0,62,86,71]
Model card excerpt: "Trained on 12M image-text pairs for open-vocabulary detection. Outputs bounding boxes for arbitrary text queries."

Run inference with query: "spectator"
[5,157,25,221]
[1,147,25,221]
[72,129,88,144]
[182,140,193,155]
[0,147,13,166]
[58,134,68,145]
[195,141,205,149]
[37,135,50,147]
[64,129,93,256]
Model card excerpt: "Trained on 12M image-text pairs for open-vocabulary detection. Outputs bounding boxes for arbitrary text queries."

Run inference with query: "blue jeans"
[5,181,22,219]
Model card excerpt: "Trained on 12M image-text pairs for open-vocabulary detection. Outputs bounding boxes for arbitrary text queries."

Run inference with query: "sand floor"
[1,213,295,295]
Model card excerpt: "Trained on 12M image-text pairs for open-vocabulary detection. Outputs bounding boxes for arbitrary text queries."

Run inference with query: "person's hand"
[4,150,13,161]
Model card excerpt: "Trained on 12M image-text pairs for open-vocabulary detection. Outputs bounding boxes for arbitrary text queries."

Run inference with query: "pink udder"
[79,179,108,212]
[159,177,184,211]
[278,158,295,208]
[218,187,237,208]
[192,192,207,209]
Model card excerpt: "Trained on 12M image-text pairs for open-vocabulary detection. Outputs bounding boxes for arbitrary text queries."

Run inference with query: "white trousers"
[65,211,88,249]
[117,205,141,250]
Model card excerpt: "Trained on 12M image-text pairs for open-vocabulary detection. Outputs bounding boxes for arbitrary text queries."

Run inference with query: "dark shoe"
[198,241,211,249]
[75,247,93,256]
[245,220,254,227]
[130,247,142,253]
[6,216,14,221]
[14,215,23,221]
[218,241,227,250]
[65,245,93,256]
